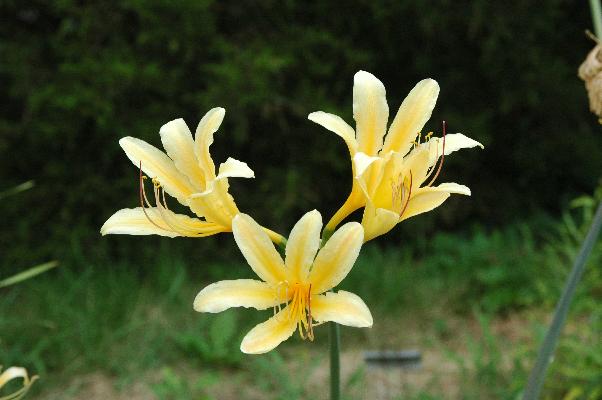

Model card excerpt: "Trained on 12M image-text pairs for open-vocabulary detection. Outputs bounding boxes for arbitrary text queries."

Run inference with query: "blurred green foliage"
[1,192,600,398]
[1,1,601,269]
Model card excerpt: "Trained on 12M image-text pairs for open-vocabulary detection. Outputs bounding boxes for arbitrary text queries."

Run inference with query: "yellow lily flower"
[0,366,37,400]
[194,210,373,354]
[309,71,483,241]
[101,108,283,243]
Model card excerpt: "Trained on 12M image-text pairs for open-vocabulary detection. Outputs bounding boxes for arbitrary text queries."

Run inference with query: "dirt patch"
[41,372,156,400]
[38,312,539,400]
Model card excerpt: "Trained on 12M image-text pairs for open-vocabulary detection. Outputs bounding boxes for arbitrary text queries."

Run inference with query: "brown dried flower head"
[578,39,602,119]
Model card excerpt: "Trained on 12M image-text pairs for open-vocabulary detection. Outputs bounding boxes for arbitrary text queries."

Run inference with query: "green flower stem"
[590,0,602,39]
[0,261,58,288]
[330,322,341,400]
[522,201,602,400]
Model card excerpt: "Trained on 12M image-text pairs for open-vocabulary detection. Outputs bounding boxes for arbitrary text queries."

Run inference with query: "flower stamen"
[139,162,169,232]
[426,120,447,187]
[391,170,413,217]
[306,284,314,341]
[274,281,314,341]
[137,163,218,238]
[390,173,403,207]
[399,170,413,218]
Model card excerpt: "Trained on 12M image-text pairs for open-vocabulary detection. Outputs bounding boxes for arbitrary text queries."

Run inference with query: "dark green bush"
[1,1,601,268]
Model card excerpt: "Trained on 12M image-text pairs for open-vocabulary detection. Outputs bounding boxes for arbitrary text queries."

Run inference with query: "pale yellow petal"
[285,210,322,282]
[308,111,358,156]
[353,152,383,200]
[400,182,470,222]
[324,185,366,233]
[309,222,363,294]
[240,307,298,354]
[353,71,389,156]
[194,107,225,181]
[232,213,288,285]
[435,182,471,195]
[101,207,177,237]
[402,147,431,190]
[370,151,402,210]
[193,279,278,313]
[100,208,222,237]
[189,180,239,228]
[155,204,225,237]
[119,137,194,205]
[424,133,484,167]
[401,191,449,221]
[361,204,400,242]
[216,157,255,180]
[382,78,439,155]
[353,152,381,178]
[311,291,373,327]
[0,367,29,387]
[159,118,205,191]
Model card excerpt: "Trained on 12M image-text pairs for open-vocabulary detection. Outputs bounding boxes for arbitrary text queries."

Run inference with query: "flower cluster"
[102,71,482,354]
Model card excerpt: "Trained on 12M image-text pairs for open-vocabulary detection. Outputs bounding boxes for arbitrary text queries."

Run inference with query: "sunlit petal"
[312,291,373,327]
[232,214,288,285]
[353,152,381,178]
[402,147,431,190]
[361,204,399,242]
[434,182,471,195]
[240,307,298,354]
[100,207,220,237]
[119,137,194,205]
[308,111,358,156]
[353,71,389,156]
[159,118,205,191]
[194,107,225,181]
[353,152,383,200]
[285,210,322,282]
[400,183,470,221]
[216,157,255,180]
[309,222,363,294]
[424,133,484,167]
[189,180,239,228]
[382,79,439,155]
[193,279,278,313]
[401,191,449,222]
[370,151,401,210]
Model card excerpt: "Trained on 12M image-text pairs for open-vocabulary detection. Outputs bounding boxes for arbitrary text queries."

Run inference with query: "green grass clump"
[1,198,600,398]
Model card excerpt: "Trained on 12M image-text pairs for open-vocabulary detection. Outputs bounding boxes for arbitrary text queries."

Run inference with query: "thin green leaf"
[0,181,35,201]
[0,261,59,288]
[522,201,602,400]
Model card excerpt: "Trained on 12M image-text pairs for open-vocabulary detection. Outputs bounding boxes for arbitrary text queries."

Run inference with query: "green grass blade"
[330,322,341,400]
[522,201,602,400]
[0,181,34,201]
[0,261,59,288]
[590,0,602,39]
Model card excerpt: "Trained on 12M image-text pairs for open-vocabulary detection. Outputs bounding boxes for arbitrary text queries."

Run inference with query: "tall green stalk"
[329,322,341,400]
[522,201,602,400]
[590,0,602,39]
